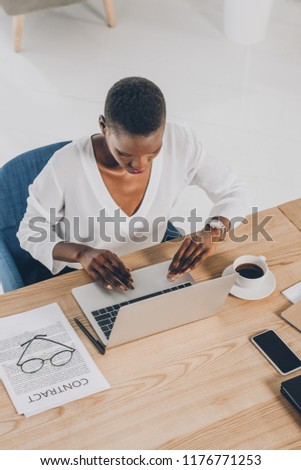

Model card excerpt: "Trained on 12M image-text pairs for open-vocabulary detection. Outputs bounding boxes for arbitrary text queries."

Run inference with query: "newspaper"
[0,303,110,417]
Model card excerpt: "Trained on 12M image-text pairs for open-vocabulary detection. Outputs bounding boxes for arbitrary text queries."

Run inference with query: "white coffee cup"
[232,255,268,289]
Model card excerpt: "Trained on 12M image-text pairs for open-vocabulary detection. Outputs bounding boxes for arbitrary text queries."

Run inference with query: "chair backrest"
[1,1,83,16]
[0,142,71,289]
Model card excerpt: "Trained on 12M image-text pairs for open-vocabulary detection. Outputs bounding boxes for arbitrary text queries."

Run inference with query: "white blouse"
[17,121,250,274]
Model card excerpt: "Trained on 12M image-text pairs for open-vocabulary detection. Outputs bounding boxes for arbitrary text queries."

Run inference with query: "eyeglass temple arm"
[20,334,47,348]
[38,337,75,351]
[17,335,75,366]
[17,335,48,365]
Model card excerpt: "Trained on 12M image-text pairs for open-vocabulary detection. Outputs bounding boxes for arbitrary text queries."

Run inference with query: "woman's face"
[102,120,165,175]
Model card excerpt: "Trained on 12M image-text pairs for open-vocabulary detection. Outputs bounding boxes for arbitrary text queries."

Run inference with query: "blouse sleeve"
[17,158,68,274]
[186,128,251,227]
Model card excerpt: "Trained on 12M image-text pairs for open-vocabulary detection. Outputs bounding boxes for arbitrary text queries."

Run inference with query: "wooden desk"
[279,198,301,232]
[1,206,301,450]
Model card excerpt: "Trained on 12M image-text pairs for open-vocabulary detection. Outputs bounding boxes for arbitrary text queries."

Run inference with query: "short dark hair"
[104,77,166,136]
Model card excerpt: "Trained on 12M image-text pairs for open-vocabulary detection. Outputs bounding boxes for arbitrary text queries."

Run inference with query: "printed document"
[0,303,110,416]
[282,281,301,304]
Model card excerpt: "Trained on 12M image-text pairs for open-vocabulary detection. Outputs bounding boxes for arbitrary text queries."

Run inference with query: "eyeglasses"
[16,334,75,374]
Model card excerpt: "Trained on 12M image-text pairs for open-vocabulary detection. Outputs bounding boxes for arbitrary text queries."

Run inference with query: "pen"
[74,318,106,355]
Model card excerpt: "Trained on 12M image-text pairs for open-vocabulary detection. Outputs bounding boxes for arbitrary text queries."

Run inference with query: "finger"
[111,253,134,282]
[176,245,205,274]
[93,265,128,291]
[104,265,135,291]
[94,253,134,288]
[103,260,134,289]
[168,241,204,278]
[90,268,113,290]
[187,255,203,271]
[168,238,193,274]
[183,249,210,272]
[168,270,187,281]
[104,267,131,291]
[173,243,203,274]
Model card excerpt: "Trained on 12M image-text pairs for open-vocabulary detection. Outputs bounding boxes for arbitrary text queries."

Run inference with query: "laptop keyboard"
[91,282,192,339]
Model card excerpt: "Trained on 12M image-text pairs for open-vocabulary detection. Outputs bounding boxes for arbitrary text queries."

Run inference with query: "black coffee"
[235,263,264,279]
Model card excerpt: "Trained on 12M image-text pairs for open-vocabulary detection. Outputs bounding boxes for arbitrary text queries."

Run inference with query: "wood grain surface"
[1,206,301,449]
[279,198,301,232]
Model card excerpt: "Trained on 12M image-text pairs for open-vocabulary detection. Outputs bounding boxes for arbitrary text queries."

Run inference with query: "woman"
[18,77,250,291]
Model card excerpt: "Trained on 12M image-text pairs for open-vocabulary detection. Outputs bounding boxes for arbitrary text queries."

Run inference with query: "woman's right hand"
[78,247,134,291]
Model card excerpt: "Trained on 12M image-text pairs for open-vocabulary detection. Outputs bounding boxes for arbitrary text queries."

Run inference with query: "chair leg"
[13,15,25,53]
[102,0,116,27]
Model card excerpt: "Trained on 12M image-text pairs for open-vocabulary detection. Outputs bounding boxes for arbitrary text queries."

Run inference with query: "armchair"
[0,141,72,293]
[0,0,116,52]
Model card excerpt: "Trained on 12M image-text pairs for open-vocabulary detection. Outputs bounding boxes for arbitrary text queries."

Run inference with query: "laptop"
[72,260,237,349]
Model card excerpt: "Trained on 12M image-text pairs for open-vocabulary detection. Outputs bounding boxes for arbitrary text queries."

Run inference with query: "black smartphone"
[251,329,301,375]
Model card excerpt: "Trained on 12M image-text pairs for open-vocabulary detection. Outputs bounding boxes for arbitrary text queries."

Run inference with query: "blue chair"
[0,142,71,293]
[161,221,183,242]
[0,142,183,293]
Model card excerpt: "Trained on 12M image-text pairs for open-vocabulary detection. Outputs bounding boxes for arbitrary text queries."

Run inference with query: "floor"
[0,0,301,292]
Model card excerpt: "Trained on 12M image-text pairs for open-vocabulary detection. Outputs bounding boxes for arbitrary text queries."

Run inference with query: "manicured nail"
[106,285,113,290]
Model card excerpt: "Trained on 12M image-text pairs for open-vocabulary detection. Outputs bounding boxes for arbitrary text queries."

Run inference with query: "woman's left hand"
[167,230,220,280]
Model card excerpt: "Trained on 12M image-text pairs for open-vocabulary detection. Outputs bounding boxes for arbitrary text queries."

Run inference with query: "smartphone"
[251,329,301,375]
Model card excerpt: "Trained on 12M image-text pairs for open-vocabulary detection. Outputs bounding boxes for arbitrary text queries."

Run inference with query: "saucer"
[222,265,276,300]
